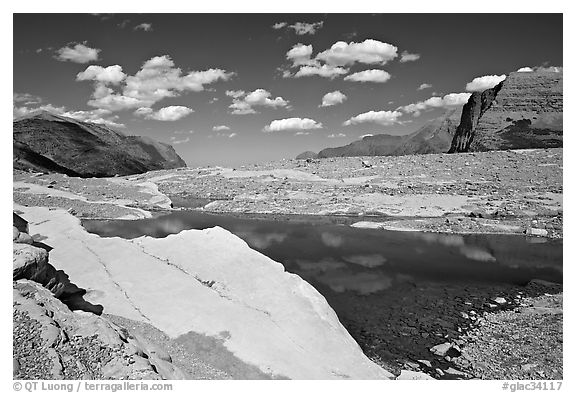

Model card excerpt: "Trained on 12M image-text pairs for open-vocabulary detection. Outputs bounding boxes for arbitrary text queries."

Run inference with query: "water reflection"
[234,231,287,250]
[343,254,388,268]
[83,210,563,295]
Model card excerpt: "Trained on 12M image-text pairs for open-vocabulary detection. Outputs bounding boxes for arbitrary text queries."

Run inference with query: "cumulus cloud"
[170,136,190,144]
[295,131,311,136]
[417,83,432,90]
[286,43,315,66]
[228,133,237,138]
[212,125,230,131]
[344,69,391,83]
[327,133,346,138]
[13,93,42,105]
[517,67,534,72]
[293,64,348,79]
[399,50,420,63]
[13,101,125,128]
[272,21,324,35]
[320,91,347,107]
[76,65,126,85]
[284,39,398,80]
[227,88,289,115]
[77,55,234,111]
[288,21,324,35]
[55,43,101,63]
[134,23,153,32]
[343,110,402,126]
[316,39,398,67]
[399,92,472,116]
[135,105,193,121]
[465,74,507,92]
[263,117,323,132]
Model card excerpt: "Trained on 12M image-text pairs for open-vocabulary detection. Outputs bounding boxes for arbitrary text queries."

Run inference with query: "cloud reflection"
[320,232,344,248]
[342,254,387,268]
[235,231,287,250]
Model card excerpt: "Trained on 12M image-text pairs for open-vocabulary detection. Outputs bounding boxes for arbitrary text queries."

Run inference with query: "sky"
[13,13,563,167]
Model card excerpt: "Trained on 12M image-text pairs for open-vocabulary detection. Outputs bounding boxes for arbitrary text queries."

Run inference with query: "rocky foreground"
[13,147,563,380]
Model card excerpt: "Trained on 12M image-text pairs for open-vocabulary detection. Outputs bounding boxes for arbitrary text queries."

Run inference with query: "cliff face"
[13,111,187,177]
[449,71,563,152]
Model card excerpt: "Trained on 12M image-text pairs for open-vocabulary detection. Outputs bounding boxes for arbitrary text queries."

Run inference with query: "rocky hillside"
[317,134,404,158]
[449,70,563,152]
[307,109,460,159]
[13,111,187,177]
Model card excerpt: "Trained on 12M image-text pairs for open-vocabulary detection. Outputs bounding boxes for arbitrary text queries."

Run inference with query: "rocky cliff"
[449,70,563,152]
[13,111,187,177]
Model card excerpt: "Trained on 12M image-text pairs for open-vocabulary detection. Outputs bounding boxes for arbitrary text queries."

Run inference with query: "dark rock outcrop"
[13,111,187,177]
[449,70,563,152]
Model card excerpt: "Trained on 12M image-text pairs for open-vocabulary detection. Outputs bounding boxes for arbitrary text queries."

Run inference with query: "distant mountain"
[309,109,460,159]
[13,111,186,177]
[296,151,318,160]
[449,70,563,152]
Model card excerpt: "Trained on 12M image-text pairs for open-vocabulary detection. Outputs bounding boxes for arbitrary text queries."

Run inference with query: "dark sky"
[13,13,563,166]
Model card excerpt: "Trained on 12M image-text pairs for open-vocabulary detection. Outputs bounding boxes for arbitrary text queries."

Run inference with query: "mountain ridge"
[13,111,187,177]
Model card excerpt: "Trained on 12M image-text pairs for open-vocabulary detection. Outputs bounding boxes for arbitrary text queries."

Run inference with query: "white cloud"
[293,64,348,79]
[343,110,402,126]
[316,39,398,67]
[327,133,346,138]
[212,125,230,131]
[228,133,237,138]
[263,117,323,132]
[170,136,190,144]
[288,21,324,35]
[62,108,125,128]
[286,43,315,66]
[13,101,125,128]
[135,105,193,121]
[13,93,42,105]
[55,43,100,63]
[76,65,126,85]
[77,55,234,111]
[272,21,324,35]
[517,67,534,73]
[227,88,289,115]
[295,131,311,136]
[320,91,347,107]
[417,83,432,90]
[465,74,507,92]
[134,23,153,32]
[344,69,391,83]
[399,50,420,63]
[399,92,472,116]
